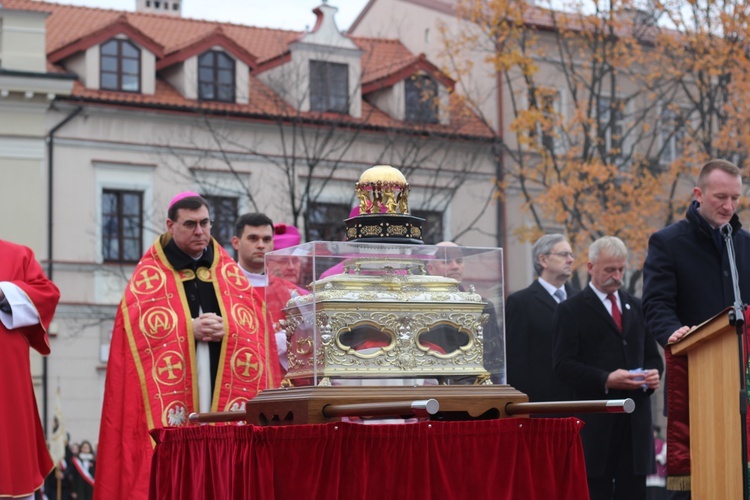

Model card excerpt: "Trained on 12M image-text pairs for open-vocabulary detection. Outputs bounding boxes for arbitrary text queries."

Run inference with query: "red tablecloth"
[149,417,588,500]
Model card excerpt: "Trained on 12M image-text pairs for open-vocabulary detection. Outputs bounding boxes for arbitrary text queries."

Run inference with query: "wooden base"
[245,385,529,425]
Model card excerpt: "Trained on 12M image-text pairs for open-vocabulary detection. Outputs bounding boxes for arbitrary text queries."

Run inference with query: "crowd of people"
[39,439,95,500]
[2,158,745,500]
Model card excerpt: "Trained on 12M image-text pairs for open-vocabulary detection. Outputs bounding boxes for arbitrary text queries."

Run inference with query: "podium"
[670,308,745,499]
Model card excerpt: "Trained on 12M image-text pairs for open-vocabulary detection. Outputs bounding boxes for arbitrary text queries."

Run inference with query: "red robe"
[264,275,308,377]
[0,240,60,497]
[94,236,279,500]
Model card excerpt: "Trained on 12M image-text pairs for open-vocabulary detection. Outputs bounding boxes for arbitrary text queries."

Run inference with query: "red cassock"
[264,275,308,378]
[94,237,279,500]
[0,240,60,497]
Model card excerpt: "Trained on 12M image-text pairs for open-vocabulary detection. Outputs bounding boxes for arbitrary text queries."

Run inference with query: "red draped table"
[149,417,588,499]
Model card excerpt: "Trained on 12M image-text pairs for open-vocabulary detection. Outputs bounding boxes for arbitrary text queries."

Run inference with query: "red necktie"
[607,293,622,331]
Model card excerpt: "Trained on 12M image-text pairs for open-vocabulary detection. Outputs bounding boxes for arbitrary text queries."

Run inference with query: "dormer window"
[405,75,438,124]
[101,39,141,92]
[198,50,235,103]
[309,60,348,113]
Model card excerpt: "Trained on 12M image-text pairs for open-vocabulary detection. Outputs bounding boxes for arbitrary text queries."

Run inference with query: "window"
[598,97,625,159]
[202,194,238,256]
[526,88,565,154]
[100,319,114,363]
[538,91,560,152]
[411,209,443,244]
[102,189,143,262]
[405,75,438,124]
[198,51,235,103]
[309,61,348,113]
[101,39,141,92]
[660,107,686,164]
[307,202,349,241]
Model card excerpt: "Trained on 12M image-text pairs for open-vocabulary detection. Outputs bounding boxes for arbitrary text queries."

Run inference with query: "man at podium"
[643,159,750,499]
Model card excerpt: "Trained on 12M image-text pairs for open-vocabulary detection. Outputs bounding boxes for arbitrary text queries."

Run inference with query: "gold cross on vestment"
[226,268,245,287]
[236,352,258,377]
[157,355,183,380]
[136,270,161,290]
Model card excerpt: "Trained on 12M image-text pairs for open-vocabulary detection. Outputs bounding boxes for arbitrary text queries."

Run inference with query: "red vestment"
[0,240,60,497]
[94,236,279,500]
[265,275,307,329]
[264,275,309,378]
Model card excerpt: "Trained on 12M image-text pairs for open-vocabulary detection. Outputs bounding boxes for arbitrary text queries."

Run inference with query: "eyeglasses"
[548,251,575,259]
[175,218,212,230]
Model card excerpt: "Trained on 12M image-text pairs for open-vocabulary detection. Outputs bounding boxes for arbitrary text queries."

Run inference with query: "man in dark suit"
[553,236,663,500]
[505,234,577,401]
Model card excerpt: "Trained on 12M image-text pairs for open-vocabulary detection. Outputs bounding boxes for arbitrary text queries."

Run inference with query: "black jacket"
[505,280,577,402]
[552,286,663,477]
[642,200,750,347]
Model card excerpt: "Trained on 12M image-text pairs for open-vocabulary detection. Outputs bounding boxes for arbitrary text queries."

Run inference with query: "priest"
[0,239,60,500]
[94,193,279,500]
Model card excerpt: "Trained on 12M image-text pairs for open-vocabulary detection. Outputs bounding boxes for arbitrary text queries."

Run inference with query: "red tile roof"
[2,0,494,138]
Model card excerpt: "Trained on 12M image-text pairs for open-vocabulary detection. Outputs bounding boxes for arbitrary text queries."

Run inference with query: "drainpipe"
[495,66,506,294]
[43,105,83,435]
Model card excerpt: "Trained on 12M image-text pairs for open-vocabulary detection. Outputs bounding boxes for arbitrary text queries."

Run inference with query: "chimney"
[135,0,182,17]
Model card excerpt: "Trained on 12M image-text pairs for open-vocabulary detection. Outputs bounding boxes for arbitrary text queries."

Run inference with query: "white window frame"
[598,95,627,160]
[659,105,689,165]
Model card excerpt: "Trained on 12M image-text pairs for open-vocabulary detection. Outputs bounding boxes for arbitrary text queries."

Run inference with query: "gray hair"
[531,234,567,276]
[588,236,628,263]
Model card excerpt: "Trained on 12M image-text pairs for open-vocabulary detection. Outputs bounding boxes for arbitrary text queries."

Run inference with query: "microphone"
[723,222,743,325]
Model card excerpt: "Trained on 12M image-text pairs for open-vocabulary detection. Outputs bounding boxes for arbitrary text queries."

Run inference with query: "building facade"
[0,0,499,443]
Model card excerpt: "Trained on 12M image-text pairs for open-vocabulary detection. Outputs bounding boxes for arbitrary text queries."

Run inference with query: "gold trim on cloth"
[666,475,691,491]
[120,237,272,432]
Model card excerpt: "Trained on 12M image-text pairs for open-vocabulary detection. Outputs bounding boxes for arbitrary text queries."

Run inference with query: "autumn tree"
[441,0,750,291]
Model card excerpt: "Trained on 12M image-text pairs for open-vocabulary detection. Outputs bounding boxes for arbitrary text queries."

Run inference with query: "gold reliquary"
[265,241,505,387]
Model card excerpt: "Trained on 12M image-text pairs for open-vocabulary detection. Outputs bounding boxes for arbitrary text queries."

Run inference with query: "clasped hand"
[192,313,224,342]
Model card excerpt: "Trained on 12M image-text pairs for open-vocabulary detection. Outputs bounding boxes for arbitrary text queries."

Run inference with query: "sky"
[42,0,371,32]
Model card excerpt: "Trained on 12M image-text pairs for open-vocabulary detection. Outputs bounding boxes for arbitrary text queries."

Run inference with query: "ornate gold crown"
[347,165,423,243]
[355,165,410,215]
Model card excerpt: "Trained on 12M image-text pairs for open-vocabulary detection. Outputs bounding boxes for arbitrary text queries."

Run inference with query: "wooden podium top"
[670,307,736,356]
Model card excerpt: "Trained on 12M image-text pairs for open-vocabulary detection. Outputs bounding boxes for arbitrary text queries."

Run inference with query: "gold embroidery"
[180,269,195,281]
[196,267,212,281]
[232,303,257,332]
[231,348,262,382]
[139,306,178,340]
[130,266,166,295]
[153,352,185,385]
[222,263,251,291]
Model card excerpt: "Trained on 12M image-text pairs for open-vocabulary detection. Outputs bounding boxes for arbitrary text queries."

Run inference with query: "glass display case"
[265,241,505,387]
